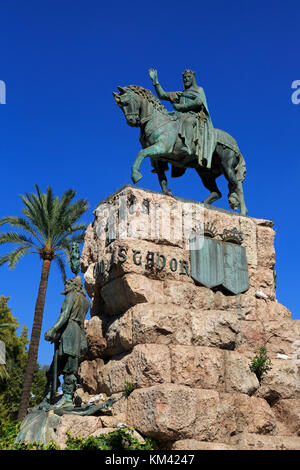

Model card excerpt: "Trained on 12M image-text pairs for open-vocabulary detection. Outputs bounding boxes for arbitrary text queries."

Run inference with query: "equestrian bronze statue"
[113,69,247,216]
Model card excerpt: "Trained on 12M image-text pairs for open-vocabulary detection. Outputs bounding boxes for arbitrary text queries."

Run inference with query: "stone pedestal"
[80,185,300,450]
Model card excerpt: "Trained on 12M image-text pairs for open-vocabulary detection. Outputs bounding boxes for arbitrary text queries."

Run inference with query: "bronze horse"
[113,85,247,216]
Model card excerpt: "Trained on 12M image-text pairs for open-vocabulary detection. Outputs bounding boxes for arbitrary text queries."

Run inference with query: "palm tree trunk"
[17,258,51,421]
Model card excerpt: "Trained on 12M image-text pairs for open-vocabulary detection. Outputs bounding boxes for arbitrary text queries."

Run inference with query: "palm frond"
[33,185,51,238]
[52,224,87,249]
[54,255,67,283]
[0,232,38,248]
[21,193,48,243]
[55,189,76,226]
[64,199,89,225]
[0,216,44,246]
[1,245,32,269]
[0,185,88,271]
[51,197,88,247]
[69,232,86,244]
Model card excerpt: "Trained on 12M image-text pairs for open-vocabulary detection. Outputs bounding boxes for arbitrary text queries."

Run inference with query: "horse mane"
[127,85,169,115]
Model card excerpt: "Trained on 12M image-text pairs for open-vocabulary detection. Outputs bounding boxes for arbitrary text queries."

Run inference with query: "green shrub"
[0,421,155,451]
[65,428,156,450]
[124,380,136,397]
[0,421,20,450]
[250,346,272,382]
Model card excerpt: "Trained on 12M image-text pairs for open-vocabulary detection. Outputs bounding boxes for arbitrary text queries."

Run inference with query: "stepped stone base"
[78,186,300,450]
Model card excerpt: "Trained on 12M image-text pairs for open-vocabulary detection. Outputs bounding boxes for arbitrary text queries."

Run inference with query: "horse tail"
[228,152,247,211]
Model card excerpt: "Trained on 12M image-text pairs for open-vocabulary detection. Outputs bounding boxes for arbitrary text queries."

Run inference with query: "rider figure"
[149,68,215,168]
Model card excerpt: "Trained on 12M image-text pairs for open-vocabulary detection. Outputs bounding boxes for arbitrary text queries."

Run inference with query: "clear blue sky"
[0,0,299,365]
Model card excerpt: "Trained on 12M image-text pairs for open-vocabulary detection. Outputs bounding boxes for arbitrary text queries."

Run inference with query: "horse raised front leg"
[131,143,166,184]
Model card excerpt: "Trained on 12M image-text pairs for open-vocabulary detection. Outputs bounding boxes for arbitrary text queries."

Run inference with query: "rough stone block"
[101,273,165,316]
[170,345,225,391]
[78,358,105,394]
[219,393,277,440]
[255,358,300,402]
[55,414,102,449]
[131,304,193,347]
[84,316,107,358]
[190,310,239,350]
[170,439,235,450]
[272,399,300,435]
[127,384,198,441]
[256,225,275,269]
[224,350,259,395]
[96,344,171,395]
[193,389,222,441]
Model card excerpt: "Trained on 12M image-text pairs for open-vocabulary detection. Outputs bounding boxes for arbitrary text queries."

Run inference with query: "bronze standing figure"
[41,276,89,408]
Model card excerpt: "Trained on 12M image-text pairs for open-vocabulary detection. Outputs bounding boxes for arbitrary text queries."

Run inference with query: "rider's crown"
[182,69,195,77]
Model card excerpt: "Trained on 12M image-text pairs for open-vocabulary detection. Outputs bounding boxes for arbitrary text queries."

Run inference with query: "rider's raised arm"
[149,68,173,102]
[154,83,173,101]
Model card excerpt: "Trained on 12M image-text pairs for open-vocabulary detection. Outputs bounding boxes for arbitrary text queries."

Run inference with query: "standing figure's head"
[62,275,86,296]
[182,69,196,89]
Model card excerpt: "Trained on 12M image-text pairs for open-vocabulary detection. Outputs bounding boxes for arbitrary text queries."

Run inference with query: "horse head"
[113,86,141,127]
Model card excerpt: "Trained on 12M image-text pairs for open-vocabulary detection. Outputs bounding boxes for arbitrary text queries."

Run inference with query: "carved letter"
[117,247,128,263]
[179,260,189,276]
[169,258,178,272]
[132,250,142,265]
[156,253,166,270]
[146,251,155,268]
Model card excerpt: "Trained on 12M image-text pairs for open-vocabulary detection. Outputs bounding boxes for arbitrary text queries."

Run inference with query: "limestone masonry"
[78,185,300,450]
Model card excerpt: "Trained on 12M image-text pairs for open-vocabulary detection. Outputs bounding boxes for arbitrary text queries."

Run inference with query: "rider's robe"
[171,86,215,170]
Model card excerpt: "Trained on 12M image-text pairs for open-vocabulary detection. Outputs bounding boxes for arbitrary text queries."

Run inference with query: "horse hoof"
[240,209,248,216]
[131,170,142,184]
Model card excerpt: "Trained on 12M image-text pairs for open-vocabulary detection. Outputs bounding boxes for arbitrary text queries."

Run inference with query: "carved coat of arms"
[189,226,249,295]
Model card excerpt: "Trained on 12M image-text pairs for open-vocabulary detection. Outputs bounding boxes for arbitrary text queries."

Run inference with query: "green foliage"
[0,421,20,449]
[0,296,47,425]
[0,423,155,451]
[124,380,136,397]
[250,346,272,382]
[65,428,156,450]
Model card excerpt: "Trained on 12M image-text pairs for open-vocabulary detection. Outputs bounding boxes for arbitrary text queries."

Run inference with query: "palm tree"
[0,185,88,421]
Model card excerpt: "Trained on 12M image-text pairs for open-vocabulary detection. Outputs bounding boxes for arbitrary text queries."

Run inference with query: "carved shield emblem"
[190,235,224,288]
[189,233,249,295]
[222,243,249,294]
